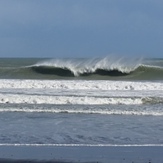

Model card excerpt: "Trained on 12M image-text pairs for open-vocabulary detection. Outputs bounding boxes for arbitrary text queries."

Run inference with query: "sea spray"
[32,56,142,76]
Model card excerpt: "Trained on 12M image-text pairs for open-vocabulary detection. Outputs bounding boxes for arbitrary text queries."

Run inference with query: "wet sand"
[0,145,163,163]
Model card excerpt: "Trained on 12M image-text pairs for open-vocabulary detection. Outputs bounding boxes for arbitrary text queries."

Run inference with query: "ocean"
[0,57,163,146]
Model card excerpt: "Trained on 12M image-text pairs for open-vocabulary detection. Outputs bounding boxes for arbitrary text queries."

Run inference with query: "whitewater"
[0,57,163,145]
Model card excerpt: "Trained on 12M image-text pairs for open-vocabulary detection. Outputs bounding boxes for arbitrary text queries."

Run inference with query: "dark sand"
[0,145,163,163]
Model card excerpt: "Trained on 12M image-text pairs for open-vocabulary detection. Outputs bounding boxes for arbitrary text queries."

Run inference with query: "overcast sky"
[0,0,163,58]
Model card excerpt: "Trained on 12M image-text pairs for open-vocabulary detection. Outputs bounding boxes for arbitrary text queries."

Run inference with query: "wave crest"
[32,57,141,77]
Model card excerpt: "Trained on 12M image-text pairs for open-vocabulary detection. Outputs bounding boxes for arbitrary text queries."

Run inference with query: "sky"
[0,0,163,58]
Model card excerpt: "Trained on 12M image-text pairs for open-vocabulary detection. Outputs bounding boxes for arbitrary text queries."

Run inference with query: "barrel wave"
[30,57,163,80]
[0,57,163,80]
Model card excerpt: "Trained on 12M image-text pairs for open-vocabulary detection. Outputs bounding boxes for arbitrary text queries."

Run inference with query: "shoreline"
[0,145,163,163]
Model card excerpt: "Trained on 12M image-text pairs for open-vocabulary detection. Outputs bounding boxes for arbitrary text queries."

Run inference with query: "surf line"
[0,144,163,147]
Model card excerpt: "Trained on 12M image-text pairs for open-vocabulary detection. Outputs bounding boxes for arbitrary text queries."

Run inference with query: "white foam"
[1,108,163,116]
[0,143,163,147]
[34,57,140,76]
[0,79,162,90]
[0,93,143,105]
[0,79,162,106]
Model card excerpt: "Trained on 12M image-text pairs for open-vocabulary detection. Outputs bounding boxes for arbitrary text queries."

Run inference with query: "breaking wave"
[0,57,163,80]
[31,57,140,77]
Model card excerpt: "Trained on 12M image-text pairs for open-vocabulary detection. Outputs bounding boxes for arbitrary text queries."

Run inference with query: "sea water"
[0,57,163,146]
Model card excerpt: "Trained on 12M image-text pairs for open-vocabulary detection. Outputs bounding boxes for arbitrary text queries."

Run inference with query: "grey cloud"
[0,0,163,57]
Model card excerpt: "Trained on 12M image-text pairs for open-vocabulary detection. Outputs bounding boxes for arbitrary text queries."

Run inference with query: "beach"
[0,58,163,162]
